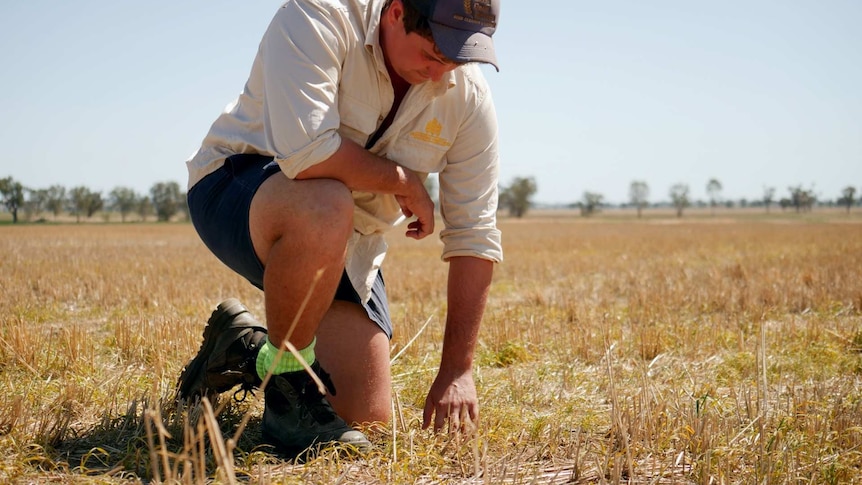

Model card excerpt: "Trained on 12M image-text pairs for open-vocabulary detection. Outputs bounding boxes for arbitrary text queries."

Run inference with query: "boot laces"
[294,365,339,423]
[233,383,257,403]
[230,354,262,403]
[296,381,337,423]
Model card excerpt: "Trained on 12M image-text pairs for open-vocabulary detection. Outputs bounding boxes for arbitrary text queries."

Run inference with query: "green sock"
[256,337,316,380]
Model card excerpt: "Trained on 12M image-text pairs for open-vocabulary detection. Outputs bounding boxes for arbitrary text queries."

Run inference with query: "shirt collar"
[365,0,386,71]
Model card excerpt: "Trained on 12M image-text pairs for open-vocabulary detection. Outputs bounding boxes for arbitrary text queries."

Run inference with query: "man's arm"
[296,138,435,240]
[423,255,494,432]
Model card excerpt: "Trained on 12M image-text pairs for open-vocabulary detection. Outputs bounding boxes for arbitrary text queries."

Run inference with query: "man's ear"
[383,0,404,26]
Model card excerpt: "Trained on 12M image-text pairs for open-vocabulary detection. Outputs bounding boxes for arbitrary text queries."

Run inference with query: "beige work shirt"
[186,0,502,302]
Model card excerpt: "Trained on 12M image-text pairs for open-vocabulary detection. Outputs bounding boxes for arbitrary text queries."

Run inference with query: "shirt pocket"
[385,133,449,174]
[338,94,380,146]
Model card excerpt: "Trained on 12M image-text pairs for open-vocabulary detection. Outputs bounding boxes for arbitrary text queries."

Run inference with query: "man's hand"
[395,191,434,239]
[422,368,479,434]
[394,166,434,239]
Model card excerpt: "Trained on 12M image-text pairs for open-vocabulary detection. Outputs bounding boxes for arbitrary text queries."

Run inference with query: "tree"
[177,191,190,221]
[0,177,25,223]
[68,186,103,222]
[839,186,856,214]
[763,186,776,214]
[137,194,153,222]
[23,188,48,222]
[110,186,139,222]
[498,176,537,218]
[580,191,603,216]
[45,185,66,220]
[150,181,183,222]
[706,178,722,216]
[669,183,690,218]
[788,185,815,213]
[629,180,649,218]
[85,192,103,219]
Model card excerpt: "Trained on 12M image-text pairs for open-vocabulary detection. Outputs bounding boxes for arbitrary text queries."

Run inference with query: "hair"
[382,0,433,40]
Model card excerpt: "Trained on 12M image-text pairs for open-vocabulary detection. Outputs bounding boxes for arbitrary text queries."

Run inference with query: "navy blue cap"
[408,0,500,71]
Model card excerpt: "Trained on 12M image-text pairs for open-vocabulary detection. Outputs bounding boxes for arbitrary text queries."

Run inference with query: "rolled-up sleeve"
[259,1,347,178]
[438,88,503,263]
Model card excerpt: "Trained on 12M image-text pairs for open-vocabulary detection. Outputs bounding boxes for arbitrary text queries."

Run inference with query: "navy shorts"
[187,153,393,339]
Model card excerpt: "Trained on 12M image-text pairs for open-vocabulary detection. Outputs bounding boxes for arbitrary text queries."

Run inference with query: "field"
[1,212,861,483]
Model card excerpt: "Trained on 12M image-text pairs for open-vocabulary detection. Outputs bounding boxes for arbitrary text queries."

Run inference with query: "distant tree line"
[0,176,188,223]
[495,176,859,219]
[4,174,858,223]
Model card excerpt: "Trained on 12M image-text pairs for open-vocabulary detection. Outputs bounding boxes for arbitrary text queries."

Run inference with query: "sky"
[1,0,860,205]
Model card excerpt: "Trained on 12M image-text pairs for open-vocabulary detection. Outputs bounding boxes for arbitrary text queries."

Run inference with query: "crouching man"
[177,0,503,455]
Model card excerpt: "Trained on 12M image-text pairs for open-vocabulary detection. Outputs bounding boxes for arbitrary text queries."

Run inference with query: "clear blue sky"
[1,0,860,205]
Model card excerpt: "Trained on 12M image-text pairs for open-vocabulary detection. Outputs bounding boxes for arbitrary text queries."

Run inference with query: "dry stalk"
[757,318,769,480]
[143,409,161,482]
[391,390,398,465]
[604,339,634,480]
[390,315,434,364]
[201,397,236,484]
[0,333,39,376]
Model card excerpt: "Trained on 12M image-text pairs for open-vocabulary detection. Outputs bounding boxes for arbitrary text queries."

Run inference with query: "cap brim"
[430,23,499,72]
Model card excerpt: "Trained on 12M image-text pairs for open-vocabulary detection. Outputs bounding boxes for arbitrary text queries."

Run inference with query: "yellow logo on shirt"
[410,118,451,147]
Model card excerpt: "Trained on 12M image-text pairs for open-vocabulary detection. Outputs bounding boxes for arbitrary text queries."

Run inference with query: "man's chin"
[404,73,430,85]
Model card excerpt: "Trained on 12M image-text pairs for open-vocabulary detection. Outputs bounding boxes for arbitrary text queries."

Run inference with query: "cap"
[408,0,500,71]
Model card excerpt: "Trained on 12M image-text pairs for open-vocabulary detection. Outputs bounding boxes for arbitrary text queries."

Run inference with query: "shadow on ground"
[51,396,270,481]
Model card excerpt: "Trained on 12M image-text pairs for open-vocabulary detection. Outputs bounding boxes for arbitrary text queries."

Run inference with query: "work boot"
[176,298,268,402]
[263,361,371,456]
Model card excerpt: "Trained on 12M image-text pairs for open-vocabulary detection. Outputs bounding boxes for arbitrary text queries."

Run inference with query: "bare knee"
[279,178,353,238]
[324,365,392,426]
[335,397,391,427]
[364,403,392,425]
[310,179,354,239]
[250,176,354,264]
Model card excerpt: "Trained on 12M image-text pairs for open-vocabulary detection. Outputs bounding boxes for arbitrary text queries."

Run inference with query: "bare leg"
[315,300,392,425]
[248,175,353,349]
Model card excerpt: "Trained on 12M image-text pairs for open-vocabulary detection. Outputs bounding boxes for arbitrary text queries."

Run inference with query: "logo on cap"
[456,1,496,28]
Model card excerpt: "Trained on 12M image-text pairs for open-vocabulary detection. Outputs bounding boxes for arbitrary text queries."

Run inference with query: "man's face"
[381,0,460,84]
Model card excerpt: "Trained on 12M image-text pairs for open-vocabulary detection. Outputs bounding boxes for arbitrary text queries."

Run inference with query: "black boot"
[176,299,267,402]
[262,361,371,456]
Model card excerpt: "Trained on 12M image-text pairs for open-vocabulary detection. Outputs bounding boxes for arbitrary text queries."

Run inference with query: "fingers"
[395,190,434,239]
[394,195,412,217]
[422,403,478,434]
[434,403,447,432]
[423,402,448,433]
[467,401,479,425]
[448,408,459,434]
[405,219,432,240]
[422,396,434,430]
[404,211,434,239]
[449,407,479,435]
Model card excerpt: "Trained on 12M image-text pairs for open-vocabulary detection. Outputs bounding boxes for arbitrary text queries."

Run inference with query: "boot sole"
[175,298,250,401]
[261,429,371,459]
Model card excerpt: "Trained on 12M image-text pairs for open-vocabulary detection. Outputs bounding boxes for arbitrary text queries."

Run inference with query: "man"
[177,0,502,455]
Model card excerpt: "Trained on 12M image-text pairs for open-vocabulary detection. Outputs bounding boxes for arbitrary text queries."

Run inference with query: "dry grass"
[1,214,861,483]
